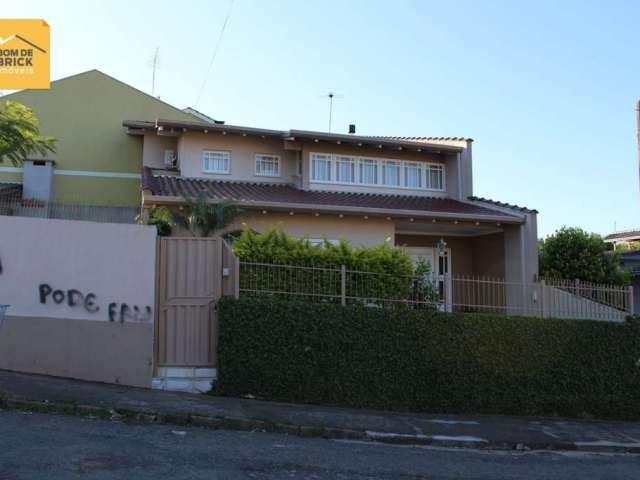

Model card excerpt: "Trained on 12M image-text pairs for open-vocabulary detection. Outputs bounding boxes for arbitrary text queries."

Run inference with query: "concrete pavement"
[1,370,640,454]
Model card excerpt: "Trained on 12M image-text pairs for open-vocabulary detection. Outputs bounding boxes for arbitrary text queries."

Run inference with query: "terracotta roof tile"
[468,196,538,214]
[143,168,519,220]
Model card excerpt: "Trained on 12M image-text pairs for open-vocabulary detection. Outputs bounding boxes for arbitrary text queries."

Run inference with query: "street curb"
[1,393,639,454]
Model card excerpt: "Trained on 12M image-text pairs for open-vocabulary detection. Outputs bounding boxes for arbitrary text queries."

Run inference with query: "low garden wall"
[217,297,640,420]
[0,216,157,387]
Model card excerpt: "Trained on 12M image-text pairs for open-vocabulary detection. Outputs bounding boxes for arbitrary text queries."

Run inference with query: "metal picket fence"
[0,191,138,224]
[239,261,634,321]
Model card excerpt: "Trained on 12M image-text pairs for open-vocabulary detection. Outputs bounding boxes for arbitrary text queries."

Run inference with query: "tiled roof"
[143,168,519,221]
[369,136,472,143]
[604,230,640,241]
[468,196,538,214]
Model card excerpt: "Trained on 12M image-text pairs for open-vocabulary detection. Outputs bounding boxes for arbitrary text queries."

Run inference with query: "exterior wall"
[300,142,452,198]
[395,234,474,275]
[0,70,197,206]
[225,212,395,247]
[471,232,505,277]
[177,132,298,183]
[143,133,179,169]
[0,216,157,387]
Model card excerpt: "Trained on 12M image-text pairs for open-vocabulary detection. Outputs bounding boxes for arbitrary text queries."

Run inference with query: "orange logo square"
[0,19,50,89]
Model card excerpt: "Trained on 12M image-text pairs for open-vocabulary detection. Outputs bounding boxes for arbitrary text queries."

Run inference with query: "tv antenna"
[320,92,343,133]
[149,47,160,97]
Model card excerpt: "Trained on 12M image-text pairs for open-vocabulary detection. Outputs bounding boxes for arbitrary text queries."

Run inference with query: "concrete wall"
[143,133,179,169]
[395,233,505,278]
[0,216,157,387]
[227,212,395,247]
[177,132,298,183]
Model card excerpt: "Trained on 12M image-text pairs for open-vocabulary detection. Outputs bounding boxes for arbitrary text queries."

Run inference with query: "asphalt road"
[0,411,639,480]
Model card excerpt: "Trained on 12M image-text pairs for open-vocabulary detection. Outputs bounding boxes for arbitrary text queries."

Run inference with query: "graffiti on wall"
[38,284,152,323]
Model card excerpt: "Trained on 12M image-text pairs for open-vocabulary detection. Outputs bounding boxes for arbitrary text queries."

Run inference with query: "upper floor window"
[382,160,401,187]
[255,154,280,177]
[202,150,230,174]
[310,152,445,192]
[404,162,423,188]
[359,158,378,185]
[335,156,356,183]
[426,164,444,190]
[311,153,332,182]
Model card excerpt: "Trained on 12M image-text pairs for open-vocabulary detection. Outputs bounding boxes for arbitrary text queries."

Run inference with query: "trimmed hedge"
[217,297,640,420]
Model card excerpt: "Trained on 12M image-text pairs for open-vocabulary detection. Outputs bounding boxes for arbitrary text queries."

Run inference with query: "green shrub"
[217,297,640,420]
[233,228,416,304]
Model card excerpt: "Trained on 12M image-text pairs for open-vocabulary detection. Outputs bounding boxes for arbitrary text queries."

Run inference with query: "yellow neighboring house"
[0,70,202,206]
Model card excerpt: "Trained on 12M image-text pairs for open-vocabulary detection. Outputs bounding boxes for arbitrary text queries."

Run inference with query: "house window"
[426,164,444,190]
[309,153,445,192]
[359,158,378,185]
[311,153,332,182]
[382,160,401,186]
[255,154,280,177]
[202,150,230,174]
[404,162,422,188]
[335,156,356,183]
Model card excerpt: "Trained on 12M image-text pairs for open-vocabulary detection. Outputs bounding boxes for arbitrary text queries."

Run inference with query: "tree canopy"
[539,227,630,285]
[0,100,56,166]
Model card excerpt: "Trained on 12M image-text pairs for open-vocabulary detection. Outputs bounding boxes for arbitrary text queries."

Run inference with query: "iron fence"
[0,191,138,224]
[239,261,634,322]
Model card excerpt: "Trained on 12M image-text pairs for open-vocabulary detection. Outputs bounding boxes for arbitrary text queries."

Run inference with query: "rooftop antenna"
[320,92,343,133]
[150,47,160,97]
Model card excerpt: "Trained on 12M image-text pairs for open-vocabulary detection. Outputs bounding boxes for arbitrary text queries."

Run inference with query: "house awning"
[142,168,523,224]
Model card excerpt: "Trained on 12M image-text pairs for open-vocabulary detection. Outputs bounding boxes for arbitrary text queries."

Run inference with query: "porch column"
[503,212,539,316]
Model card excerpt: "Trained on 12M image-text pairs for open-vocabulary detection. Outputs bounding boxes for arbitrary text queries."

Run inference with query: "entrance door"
[403,246,452,311]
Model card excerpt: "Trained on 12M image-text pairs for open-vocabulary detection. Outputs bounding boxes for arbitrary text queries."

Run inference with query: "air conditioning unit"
[163,149,177,168]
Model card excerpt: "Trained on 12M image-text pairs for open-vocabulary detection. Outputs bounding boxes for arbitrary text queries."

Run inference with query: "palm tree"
[0,101,56,166]
[174,193,246,237]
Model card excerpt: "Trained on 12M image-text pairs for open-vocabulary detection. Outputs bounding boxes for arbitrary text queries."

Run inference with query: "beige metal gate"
[155,237,237,369]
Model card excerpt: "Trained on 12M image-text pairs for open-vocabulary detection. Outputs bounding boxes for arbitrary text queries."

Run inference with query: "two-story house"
[125,118,539,299]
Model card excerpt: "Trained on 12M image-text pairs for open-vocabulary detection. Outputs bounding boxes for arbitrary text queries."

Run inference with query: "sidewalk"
[1,369,640,454]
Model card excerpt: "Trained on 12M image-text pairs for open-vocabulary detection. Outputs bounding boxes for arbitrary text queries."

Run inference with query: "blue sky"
[4,0,639,237]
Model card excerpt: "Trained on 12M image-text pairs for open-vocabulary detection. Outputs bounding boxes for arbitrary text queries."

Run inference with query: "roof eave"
[143,193,522,224]
[288,129,464,153]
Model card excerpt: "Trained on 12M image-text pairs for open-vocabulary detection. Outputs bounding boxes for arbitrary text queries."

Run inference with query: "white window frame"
[425,163,445,191]
[255,153,281,178]
[309,152,445,192]
[335,155,356,184]
[311,153,333,182]
[358,158,378,185]
[382,160,401,187]
[404,161,423,189]
[202,150,231,174]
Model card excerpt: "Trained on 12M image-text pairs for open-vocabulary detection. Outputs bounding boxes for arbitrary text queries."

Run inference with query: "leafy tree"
[173,193,246,237]
[539,227,630,285]
[0,100,56,166]
[135,206,174,236]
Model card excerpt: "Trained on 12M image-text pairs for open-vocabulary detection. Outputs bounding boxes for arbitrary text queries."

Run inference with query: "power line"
[150,47,160,97]
[195,0,235,106]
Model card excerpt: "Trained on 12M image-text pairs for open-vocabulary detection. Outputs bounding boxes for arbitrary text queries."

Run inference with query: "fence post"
[341,265,346,306]
[628,285,635,317]
[539,279,545,318]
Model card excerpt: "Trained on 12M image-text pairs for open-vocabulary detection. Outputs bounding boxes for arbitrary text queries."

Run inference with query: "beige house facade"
[126,118,539,291]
